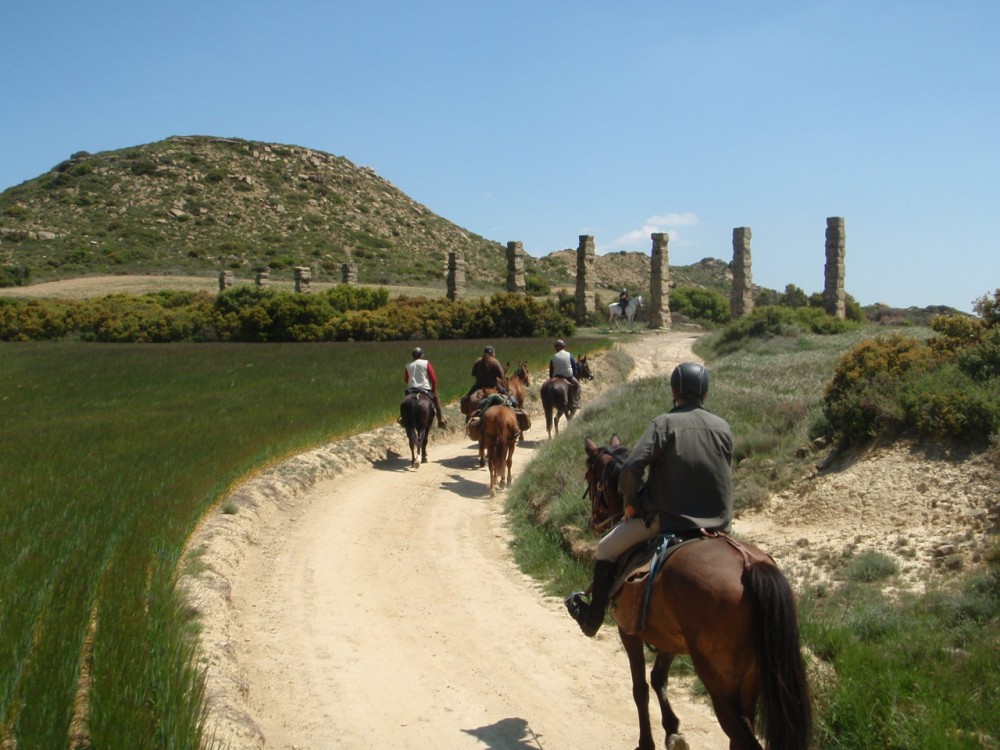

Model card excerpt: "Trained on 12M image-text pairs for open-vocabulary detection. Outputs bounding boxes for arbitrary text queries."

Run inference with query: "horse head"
[576,355,593,380]
[583,435,628,533]
[635,295,643,309]
[514,362,530,385]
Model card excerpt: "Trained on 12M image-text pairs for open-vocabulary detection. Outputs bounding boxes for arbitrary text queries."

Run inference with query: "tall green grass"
[505,327,999,749]
[0,336,605,747]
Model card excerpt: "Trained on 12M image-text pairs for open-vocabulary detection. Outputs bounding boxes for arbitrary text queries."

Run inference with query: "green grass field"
[0,336,606,748]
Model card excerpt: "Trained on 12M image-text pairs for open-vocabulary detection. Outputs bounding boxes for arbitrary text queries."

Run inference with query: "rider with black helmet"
[404,346,447,428]
[565,361,734,637]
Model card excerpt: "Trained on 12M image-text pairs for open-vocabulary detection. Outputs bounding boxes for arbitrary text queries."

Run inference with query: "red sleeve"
[427,362,438,390]
[404,367,410,383]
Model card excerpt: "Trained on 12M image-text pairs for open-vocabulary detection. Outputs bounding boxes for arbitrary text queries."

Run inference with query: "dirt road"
[184,330,727,749]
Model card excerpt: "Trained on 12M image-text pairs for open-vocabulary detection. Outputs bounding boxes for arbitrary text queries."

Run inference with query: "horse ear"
[584,437,599,457]
[610,434,620,447]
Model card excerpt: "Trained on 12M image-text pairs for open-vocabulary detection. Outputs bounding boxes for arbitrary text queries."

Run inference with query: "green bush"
[844,551,900,583]
[524,275,551,296]
[670,286,730,324]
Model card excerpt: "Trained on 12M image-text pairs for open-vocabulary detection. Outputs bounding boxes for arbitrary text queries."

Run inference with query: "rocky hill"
[0,136,734,298]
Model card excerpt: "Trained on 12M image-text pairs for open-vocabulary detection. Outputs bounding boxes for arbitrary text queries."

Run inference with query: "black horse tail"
[407,394,422,445]
[745,562,813,750]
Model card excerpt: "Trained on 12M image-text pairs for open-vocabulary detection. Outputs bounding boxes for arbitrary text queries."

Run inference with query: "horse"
[461,387,498,423]
[580,435,812,750]
[399,391,434,468]
[481,404,519,497]
[540,355,593,439]
[506,362,531,408]
[608,295,643,330]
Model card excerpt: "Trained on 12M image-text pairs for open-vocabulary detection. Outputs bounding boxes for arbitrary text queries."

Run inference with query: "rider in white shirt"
[404,347,447,428]
[549,339,581,410]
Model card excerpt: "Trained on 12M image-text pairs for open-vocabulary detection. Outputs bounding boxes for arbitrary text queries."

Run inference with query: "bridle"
[585,445,628,533]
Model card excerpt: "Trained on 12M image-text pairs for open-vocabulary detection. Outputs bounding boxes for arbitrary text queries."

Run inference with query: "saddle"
[608,530,772,635]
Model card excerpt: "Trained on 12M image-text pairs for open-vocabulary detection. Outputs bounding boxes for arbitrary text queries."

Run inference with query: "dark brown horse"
[506,362,530,408]
[399,391,434,468]
[540,354,592,438]
[482,404,519,497]
[461,387,498,423]
[582,435,812,750]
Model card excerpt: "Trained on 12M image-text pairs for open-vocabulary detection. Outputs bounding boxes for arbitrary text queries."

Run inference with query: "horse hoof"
[666,733,689,750]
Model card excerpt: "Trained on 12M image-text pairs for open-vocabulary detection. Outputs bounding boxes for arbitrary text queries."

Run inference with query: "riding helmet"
[411,347,424,359]
[483,346,495,355]
[670,362,709,401]
[554,339,566,350]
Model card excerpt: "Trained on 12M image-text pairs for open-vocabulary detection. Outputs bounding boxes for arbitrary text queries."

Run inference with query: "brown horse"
[581,435,812,750]
[540,354,592,438]
[482,404,519,497]
[399,391,434,468]
[461,387,498,422]
[506,362,530,408]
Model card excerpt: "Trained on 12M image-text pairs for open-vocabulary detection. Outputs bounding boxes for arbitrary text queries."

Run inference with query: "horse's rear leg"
[649,652,686,749]
[695,659,762,750]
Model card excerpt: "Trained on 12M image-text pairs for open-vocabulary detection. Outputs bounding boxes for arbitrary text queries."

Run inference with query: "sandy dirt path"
[184,329,726,749]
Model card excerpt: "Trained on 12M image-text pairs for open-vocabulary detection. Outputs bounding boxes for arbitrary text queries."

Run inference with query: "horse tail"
[745,562,813,750]
[407,394,422,445]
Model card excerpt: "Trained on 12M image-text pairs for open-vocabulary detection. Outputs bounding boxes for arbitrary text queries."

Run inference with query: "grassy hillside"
[0,135,735,300]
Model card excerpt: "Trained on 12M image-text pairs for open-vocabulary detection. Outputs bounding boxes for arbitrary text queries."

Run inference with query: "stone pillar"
[447,251,466,301]
[731,227,754,318]
[574,235,596,322]
[341,262,357,284]
[294,266,311,293]
[648,233,672,330]
[823,217,846,319]
[506,241,526,294]
[255,270,270,288]
[218,269,235,291]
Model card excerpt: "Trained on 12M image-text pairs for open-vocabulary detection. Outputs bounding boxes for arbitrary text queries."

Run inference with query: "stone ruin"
[294,266,311,293]
[447,251,466,301]
[574,235,596,323]
[648,233,672,329]
[255,270,270,288]
[341,262,357,285]
[218,270,235,291]
[824,217,846,319]
[731,227,754,318]
[506,241,526,294]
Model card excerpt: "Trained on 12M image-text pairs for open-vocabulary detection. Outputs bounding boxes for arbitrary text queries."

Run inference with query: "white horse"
[608,295,643,330]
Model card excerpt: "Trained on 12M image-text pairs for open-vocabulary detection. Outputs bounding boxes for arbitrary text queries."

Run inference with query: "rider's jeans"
[596,514,661,562]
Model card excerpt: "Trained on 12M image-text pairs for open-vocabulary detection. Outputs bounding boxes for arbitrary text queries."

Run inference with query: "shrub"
[670,286,730,324]
[844,551,900,583]
[822,334,931,444]
[524,275,551,296]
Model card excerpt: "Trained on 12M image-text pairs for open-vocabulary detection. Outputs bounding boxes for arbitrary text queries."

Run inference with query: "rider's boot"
[433,394,448,428]
[570,379,582,411]
[564,559,617,637]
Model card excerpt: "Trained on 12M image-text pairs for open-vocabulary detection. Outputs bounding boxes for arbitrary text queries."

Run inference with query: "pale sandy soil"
[179,325,999,750]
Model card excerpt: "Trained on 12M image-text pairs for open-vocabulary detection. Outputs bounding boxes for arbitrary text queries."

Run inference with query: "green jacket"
[618,403,734,533]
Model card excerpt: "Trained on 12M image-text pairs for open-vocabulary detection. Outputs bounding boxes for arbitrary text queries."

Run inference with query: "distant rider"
[466,345,509,397]
[549,339,581,411]
[619,288,629,315]
[404,347,448,428]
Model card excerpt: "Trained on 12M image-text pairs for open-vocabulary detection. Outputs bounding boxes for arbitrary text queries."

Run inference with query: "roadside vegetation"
[506,290,1000,750]
[0,336,606,748]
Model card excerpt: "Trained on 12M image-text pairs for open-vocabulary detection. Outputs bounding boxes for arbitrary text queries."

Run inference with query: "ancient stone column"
[823,217,846,319]
[648,233,672,329]
[447,251,466,301]
[255,270,270,288]
[218,269,235,291]
[294,266,311,293]
[731,227,754,318]
[506,241,526,294]
[574,235,596,322]
[341,262,357,285]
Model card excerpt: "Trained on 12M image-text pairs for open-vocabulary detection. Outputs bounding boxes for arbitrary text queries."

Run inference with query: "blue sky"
[2,1,997,312]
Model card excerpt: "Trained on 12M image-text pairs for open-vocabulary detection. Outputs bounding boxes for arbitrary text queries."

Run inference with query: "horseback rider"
[466,345,509,397]
[565,362,734,637]
[404,347,448,428]
[549,339,581,411]
[619,288,629,315]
